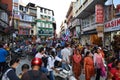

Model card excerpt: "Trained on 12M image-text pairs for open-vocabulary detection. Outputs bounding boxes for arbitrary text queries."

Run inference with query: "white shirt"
[68,47,73,56]
[47,56,62,71]
[35,52,47,67]
[35,52,44,58]
[61,48,71,63]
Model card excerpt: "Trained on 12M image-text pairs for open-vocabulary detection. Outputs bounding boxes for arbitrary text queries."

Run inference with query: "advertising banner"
[95,4,104,23]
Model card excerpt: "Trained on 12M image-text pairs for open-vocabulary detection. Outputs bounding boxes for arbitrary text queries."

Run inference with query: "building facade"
[104,2,120,47]
[66,2,75,39]
[18,2,36,38]
[74,0,106,46]
[36,6,55,40]
[0,0,12,41]
[60,20,67,40]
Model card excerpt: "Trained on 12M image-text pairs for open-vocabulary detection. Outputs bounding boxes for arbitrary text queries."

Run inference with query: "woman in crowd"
[72,49,82,80]
[109,60,120,80]
[94,47,105,80]
[83,51,95,80]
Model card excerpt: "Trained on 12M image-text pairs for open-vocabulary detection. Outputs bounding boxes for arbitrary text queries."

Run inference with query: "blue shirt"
[0,48,8,62]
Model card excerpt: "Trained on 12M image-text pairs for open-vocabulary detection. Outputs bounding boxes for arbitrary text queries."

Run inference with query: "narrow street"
[16,57,105,80]
[16,57,31,76]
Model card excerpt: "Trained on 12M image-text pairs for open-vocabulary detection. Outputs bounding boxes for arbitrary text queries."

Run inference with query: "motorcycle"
[53,63,76,80]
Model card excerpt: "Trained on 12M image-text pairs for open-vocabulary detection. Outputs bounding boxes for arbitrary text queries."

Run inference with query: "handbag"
[100,66,107,77]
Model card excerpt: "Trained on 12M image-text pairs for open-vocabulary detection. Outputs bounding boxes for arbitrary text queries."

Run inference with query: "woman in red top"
[110,60,120,80]
[72,49,82,80]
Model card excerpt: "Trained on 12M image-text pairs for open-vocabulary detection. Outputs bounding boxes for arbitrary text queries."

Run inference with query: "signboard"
[104,18,120,32]
[95,4,104,23]
[117,4,120,13]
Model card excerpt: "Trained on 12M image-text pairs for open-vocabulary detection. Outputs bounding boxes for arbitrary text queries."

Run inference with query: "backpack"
[41,57,48,68]
[2,68,12,80]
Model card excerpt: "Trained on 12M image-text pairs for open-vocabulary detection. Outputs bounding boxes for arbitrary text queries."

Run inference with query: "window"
[48,24,50,28]
[52,18,55,21]
[48,16,51,20]
[44,23,46,28]
[0,11,8,23]
[40,8,43,13]
[21,14,24,20]
[44,9,47,14]
[41,15,43,19]
[48,11,50,14]
[19,5,23,11]
[40,22,43,27]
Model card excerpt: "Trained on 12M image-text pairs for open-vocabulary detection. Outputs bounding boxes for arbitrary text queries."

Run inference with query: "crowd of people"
[0,39,120,80]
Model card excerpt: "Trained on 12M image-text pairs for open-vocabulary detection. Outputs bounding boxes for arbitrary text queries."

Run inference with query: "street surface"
[16,57,106,80]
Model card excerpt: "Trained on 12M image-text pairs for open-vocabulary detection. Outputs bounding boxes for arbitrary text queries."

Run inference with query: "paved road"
[16,57,106,80]
[16,56,31,76]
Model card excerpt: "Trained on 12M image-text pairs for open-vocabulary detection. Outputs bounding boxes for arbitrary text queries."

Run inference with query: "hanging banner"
[95,4,104,23]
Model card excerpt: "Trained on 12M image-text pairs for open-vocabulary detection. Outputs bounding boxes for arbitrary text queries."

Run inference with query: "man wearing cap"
[21,57,49,80]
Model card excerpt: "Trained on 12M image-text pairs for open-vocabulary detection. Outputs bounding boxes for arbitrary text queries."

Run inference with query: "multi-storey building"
[60,20,67,39]
[18,2,36,38]
[74,0,106,46]
[104,1,120,47]
[12,0,20,31]
[66,2,74,38]
[36,6,55,40]
[0,0,12,41]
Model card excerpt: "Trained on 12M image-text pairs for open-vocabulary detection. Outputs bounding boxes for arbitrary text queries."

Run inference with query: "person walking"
[2,57,20,80]
[0,42,9,76]
[47,51,65,80]
[35,47,48,73]
[94,47,105,80]
[21,57,49,80]
[83,51,95,80]
[61,43,71,68]
[72,49,82,80]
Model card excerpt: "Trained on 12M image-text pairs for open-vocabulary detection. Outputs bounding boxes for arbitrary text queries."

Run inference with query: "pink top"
[94,53,104,68]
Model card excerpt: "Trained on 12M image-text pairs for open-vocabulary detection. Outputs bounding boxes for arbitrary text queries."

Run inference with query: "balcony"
[29,9,36,16]
[75,0,106,19]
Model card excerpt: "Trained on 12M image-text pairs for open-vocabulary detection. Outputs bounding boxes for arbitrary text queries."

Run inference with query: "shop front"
[81,29,102,46]
[104,17,120,48]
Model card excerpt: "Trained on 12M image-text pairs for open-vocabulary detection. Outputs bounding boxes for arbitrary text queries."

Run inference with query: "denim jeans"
[49,71,55,80]
[40,66,48,74]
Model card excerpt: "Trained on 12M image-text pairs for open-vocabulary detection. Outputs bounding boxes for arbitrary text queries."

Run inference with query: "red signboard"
[95,4,104,23]
[117,4,120,13]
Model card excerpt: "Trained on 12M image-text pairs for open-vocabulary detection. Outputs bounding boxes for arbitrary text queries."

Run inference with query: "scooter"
[53,63,76,80]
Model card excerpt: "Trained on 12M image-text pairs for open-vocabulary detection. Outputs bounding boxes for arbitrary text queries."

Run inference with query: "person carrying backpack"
[21,57,49,80]
[2,57,20,80]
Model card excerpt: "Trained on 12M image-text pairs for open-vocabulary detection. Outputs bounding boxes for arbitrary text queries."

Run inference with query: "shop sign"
[117,4,120,13]
[104,18,120,32]
[95,4,104,23]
